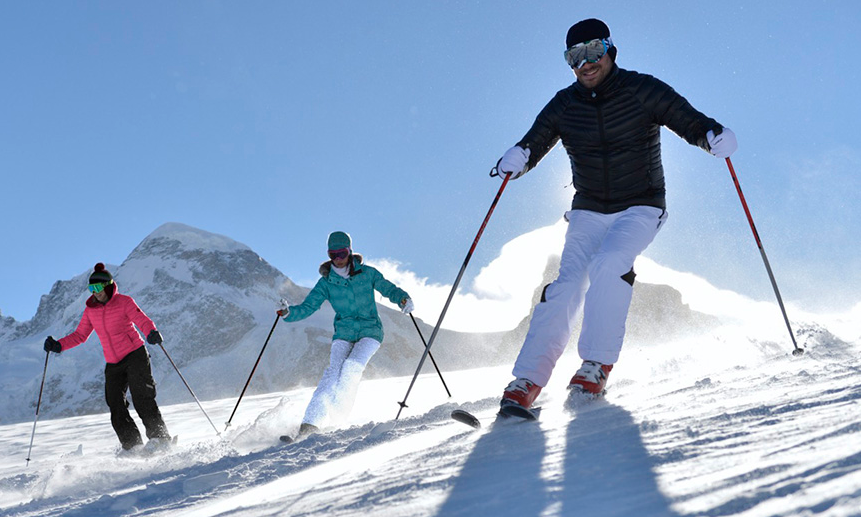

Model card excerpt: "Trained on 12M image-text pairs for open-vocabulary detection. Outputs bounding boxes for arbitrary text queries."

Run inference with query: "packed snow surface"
[2,313,860,517]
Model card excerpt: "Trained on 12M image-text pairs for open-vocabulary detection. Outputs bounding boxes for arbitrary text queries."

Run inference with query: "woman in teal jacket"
[278,231,413,441]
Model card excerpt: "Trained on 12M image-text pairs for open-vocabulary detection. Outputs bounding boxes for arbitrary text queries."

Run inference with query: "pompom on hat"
[88,263,114,285]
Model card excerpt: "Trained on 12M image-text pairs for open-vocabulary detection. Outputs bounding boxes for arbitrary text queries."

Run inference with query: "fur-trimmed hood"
[319,253,364,277]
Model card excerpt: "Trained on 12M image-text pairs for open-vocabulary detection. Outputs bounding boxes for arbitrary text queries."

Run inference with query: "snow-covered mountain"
[1,222,717,425]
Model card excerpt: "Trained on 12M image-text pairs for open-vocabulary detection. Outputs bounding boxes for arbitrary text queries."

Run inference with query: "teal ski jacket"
[284,254,409,343]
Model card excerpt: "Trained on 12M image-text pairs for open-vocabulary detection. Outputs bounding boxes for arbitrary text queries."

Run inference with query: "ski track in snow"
[2,323,861,517]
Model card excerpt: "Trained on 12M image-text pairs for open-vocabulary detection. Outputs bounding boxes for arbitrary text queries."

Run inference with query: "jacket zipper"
[100,305,111,350]
[596,101,610,204]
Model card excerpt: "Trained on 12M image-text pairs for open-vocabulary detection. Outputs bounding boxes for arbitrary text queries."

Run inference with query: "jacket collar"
[86,282,118,308]
[573,63,621,98]
[319,253,364,278]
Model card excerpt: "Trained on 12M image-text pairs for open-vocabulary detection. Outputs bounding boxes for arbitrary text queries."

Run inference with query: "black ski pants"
[104,346,170,449]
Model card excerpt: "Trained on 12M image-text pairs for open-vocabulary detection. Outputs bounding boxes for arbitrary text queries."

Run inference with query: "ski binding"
[499,403,541,420]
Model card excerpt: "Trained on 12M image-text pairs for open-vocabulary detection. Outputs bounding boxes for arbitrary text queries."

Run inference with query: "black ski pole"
[26,351,50,466]
[224,314,280,431]
[725,157,803,356]
[409,313,451,398]
[157,342,222,436]
[395,170,511,419]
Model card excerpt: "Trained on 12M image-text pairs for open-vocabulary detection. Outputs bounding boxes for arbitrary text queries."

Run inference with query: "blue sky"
[2,1,859,324]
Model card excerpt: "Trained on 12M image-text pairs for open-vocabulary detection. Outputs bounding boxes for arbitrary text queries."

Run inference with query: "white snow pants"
[302,337,380,428]
[512,206,668,387]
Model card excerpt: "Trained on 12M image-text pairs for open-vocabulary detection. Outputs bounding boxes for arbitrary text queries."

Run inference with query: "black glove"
[44,336,62,354]
[147,329,163,345]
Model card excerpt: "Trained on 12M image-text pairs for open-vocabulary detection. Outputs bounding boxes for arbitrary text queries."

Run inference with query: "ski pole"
[26,351,50,466]
[409,313,451,398]
[157,342,222,436]
[725,157,803,356]
[224,314,280,431]
[395,170,511,419]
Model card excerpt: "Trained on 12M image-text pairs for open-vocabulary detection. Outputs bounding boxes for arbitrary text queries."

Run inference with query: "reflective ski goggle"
[328,248,351,260]
[87,281,111,294]
[564,37,613,69]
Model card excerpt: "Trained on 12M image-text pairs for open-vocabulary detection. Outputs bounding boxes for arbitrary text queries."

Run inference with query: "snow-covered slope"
[0,223,716,425]
[1,309,858,517]
[0,223,492,423]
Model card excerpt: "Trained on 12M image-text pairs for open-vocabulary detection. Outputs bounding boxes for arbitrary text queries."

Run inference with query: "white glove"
[707,127,737,159]
[497,146,530,180]
[399,298,414,314]
[276,299,290,318]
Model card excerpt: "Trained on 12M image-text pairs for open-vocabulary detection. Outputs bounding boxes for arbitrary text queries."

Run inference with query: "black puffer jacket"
[517,65,722,213]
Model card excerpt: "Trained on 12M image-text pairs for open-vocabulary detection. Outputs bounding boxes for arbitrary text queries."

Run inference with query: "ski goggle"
[564,37,613,69]
[328,248,351,260]
[87,281,111,294]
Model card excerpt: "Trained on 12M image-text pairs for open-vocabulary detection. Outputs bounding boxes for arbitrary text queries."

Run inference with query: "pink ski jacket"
[58,284,157,364]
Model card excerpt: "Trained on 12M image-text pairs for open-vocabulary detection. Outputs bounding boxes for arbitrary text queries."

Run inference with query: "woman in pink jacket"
[44,263,171,451]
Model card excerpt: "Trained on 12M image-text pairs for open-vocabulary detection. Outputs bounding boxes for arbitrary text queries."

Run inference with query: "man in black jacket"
[497,18,737,411]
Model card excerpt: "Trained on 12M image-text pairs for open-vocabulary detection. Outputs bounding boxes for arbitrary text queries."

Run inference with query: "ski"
[450,405,542,429]
[118,435,178,459]
[279,431,317,444]
[280,423,321,444]
[451,409,481,429]
[143,434,178,456]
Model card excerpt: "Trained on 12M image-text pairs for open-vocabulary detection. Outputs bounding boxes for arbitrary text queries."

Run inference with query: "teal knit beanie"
[327,231,352,251]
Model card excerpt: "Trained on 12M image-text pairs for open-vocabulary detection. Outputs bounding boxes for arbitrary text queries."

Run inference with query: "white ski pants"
[512,206,668,386]
[302,337,380,428]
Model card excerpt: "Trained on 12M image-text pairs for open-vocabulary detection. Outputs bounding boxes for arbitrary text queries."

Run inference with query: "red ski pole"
[725,157,803,356]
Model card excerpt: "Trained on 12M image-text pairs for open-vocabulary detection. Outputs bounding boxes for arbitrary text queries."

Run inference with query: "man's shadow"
[436,400,679,517]
[436,412,549,517]
[560,398,680,516]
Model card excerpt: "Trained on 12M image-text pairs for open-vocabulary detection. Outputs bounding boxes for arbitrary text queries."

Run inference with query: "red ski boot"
[569,360,613,395]
[500,378,542,409]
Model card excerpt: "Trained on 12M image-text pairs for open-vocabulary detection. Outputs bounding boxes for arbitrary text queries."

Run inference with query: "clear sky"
[2,1,860,325]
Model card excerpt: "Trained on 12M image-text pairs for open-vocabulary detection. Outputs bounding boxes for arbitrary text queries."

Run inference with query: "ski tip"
[451,409,481,429]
